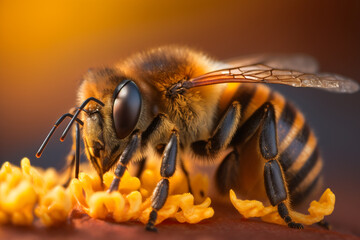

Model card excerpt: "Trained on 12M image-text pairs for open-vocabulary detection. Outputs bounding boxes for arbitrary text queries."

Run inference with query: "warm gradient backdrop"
[0,0,359,234]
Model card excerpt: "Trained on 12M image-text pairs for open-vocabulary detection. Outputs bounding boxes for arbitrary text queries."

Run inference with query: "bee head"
[80,69,142,175]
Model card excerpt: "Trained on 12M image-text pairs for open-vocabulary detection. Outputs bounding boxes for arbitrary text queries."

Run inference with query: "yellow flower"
[230,188,335,226]
[0,158,335,228]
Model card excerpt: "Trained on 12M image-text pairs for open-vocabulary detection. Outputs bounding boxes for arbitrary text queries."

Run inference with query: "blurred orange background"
[0,0,359,234]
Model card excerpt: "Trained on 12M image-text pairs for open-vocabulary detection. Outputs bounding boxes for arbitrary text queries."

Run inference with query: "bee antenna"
[60,97,104,142]
[36,113,84,158]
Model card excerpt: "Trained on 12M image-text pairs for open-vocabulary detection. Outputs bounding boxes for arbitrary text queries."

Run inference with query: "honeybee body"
[111,48,321,207]
[37,46,358,231]
[79,48,321,228]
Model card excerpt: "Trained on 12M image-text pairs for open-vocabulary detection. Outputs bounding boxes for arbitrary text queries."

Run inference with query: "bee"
[36,46,359,231]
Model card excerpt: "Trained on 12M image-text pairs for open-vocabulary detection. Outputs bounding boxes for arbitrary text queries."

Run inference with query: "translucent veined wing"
[182,64,359,93]
[224,54,319,73]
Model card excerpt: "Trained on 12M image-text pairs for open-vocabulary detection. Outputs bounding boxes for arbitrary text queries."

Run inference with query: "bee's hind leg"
[233,102,303,229]
[215,150,241,195]
[317,219,331,230]
[257,102,303,229]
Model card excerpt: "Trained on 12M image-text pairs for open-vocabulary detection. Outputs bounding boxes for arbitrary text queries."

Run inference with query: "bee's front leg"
[108,113,174,194]
[134,157,147,178]
[62,122,81,187]
[62,150,75,188]
[146,130,179,232]
[108,113,178,232]
[108,130,141,192]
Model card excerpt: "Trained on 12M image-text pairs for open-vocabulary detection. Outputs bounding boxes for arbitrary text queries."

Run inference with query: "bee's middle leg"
[146,130,179,232]
[191,101,241,157]
[191,101,241,195]
[180,158,193,194]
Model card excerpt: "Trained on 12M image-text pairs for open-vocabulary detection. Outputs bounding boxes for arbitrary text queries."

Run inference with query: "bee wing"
[186,64,359,93]
[224,54,319,73]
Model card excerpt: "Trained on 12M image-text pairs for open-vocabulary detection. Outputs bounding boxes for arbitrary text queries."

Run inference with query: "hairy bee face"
[79,70,142,175]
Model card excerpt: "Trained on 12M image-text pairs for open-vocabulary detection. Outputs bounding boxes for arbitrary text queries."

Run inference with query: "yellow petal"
[230,188,336,226]
[35,186,72,226]
[230,190,277,218]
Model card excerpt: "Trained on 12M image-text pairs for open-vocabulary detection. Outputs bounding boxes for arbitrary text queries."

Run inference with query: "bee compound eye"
[112,80,142,139]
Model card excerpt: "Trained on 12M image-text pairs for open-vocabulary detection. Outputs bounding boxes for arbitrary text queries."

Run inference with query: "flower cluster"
[0,158,213,226]
[0,158,71,226]
[0,158,335,228]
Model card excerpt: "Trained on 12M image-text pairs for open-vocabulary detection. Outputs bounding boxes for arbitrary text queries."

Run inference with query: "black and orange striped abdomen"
[218,83,323,206]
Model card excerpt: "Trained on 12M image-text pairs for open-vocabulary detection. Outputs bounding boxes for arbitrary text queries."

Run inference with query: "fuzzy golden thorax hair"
[116,46,227,143]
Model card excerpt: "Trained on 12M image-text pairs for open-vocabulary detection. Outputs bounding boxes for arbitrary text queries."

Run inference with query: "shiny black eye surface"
[112,80,142,139]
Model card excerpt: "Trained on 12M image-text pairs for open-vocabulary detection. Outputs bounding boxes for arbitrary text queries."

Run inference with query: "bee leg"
[255,102,303,229]
[108,131,141,192]
[317,219,331,230]
[231,102,303,228]
[180,159,193,194]
[191,102,241,157]
[135,157,147,178]
[141,113,171,147]
[62,122,81,187]
[109,113,173,192]
[146,130,179,232]
[215,150,240,195]
[265,162,303,229]
[62,152,75,188]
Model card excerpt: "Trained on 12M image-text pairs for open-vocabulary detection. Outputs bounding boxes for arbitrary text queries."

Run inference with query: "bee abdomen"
[277,101,323,206]
[219,83,323,205]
